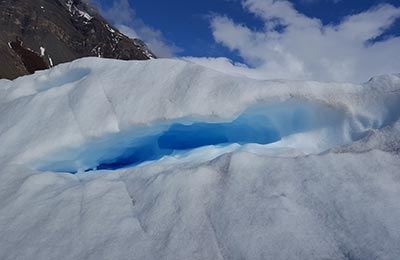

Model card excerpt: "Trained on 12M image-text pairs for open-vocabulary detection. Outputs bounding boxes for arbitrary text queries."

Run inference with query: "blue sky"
[92,0,400,83]
[96,0,399,58]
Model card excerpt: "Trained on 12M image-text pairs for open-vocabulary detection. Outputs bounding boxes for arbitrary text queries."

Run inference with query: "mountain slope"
[0,0,156,79]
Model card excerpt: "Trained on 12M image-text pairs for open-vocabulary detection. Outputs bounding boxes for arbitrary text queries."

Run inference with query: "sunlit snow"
[0,58,399,260]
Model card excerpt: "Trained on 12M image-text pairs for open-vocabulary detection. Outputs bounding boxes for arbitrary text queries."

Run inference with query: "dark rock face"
[0,0,156,80]
[9,38,49,74]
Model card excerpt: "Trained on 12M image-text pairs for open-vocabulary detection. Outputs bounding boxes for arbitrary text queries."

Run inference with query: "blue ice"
[36,100,349,173]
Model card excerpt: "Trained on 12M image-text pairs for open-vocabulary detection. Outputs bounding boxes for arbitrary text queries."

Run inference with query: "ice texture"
[0,58,399,260]
[34,100,350,173]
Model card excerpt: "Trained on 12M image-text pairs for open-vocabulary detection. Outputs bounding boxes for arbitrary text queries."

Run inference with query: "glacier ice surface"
[0,58,399,260]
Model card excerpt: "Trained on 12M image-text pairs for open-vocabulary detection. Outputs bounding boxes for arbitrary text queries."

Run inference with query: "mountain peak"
[0,0,156,79]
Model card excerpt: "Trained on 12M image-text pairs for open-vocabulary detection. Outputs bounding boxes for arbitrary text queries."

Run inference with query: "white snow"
[66,0,92,20]
[106,23,116,33]
[0,58,399,260]
[48,55,53,67]
[76,9,92,20]
[66,0,73,13]
[40,46,45,57]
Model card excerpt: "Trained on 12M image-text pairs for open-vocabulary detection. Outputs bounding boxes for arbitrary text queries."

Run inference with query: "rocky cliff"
[0,0,156,79]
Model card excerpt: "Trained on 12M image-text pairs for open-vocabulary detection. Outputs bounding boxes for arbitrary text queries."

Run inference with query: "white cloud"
[301,0,342,4]
[188,0,400,83]
[117,24,139,39]
[89,0,180,57]
[182,57,263,79]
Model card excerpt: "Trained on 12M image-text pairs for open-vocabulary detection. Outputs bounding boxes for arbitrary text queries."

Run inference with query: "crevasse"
[35,99,364,173]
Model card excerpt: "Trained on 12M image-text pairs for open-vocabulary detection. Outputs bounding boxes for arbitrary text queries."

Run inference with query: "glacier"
[0,57,399,260]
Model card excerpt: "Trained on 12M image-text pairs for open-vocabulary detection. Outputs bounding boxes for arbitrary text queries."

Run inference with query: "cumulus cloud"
[187,0,400,83]
[89,0,180,57]
[182,56,263,79]
[301,0,342,4]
